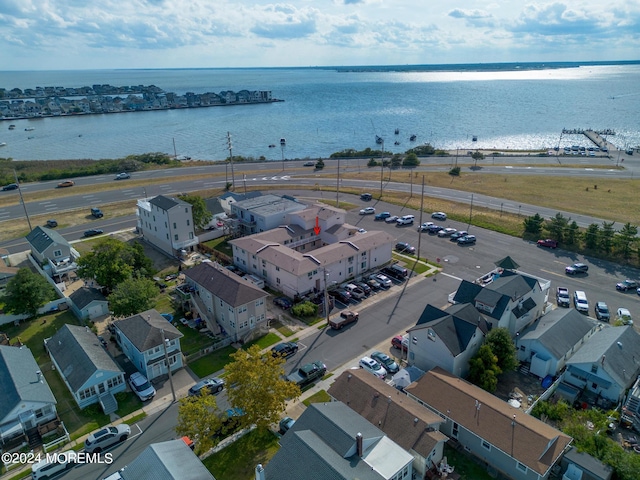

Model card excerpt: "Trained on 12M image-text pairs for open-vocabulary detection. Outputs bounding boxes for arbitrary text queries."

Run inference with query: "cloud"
[448,8,492,20]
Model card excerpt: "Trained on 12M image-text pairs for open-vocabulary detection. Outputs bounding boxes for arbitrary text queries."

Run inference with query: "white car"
[84,424,131,454]
[31,451,76,480]
[396,214,415,225]
[373,273,392,288]
[418,222,434,232]
[617,308,633,325]
[343,283,366,299]
[359,207,375,215]
[359,356,387,379]
[438,227,457,237]
[128,372,156,401]
[431,212,447,220]
[114,172,131,180]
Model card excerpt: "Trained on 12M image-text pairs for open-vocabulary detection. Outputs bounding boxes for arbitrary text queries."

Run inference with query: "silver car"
[84,424,131,453]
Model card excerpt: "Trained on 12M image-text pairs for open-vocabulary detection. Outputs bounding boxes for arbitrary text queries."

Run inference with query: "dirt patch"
[494,368,547,408]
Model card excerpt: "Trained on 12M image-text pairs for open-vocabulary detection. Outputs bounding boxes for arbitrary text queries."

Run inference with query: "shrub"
[291,301,318,318]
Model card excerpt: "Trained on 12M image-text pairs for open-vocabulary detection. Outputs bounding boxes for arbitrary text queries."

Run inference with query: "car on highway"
[391,335,408,352]
[431,212,447,220]
[374,212,391,221]
[359,356,387,379]
[457,234,477,245]
[188,377,225,396]
[437,227,457,237]
[2,183,19,191]
[594,302,610,322]
[565,263,589,275]
[271,341,299,358]
[616,279,638,292]
[273,297,293,309]
[385,215,399,224]
[84,424,131,454]
[418,222,434,232]
[303,161,316,167]
[46,219,58,228]
[57,180,75,188]
[115,172,131,180]
[371,273,392,288]
[359,207,375,215]
[83,229,104,237]
[537,239,558,248]
[128,372,156,401]
[395,242,415,254]
[370,351,399,374]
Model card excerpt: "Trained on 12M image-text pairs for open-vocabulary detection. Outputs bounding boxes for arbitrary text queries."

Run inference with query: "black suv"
[271,342,299,358]
[360,193,372,201]
[91,207,104,218]
[395,242,416,254]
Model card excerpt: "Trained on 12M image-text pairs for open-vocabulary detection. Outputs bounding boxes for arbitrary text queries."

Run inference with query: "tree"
[468,345,501,392]
[390,154,402,168]
[175,388,223,455]
[523,213,544,235]
[545,213,570,243]
[315,159,324,170]
[3,268,56,317]
[224,344,300,431]
[291,301,318,318]
[584,223,600,250]
[77,238,153,291]
[367,158,378,167]
[109,277,159,316]
[178,194,213,230]
[565,220,581,246]
[471,150,485,167]
[485,328,518,372]
[615,223,638,260]
[599,221,616,254]
[402,152,420,167]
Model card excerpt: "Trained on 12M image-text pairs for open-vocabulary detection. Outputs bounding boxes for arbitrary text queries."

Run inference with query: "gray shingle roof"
[0,345,56,421]
[121,439,215,480]
[69,287,107,310]
[184,262,267,307]
[25,226,70,254]
[47,324,122,392]
[149,195,188,211]
[114,309,183,353]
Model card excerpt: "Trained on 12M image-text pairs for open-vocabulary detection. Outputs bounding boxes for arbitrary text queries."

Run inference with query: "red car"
[537,239,558,249]
[391,335,408,352]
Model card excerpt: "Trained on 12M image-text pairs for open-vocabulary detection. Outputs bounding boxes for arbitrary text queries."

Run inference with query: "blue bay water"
[0,63,639,161]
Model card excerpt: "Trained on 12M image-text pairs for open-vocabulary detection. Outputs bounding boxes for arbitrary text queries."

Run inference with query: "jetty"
[561,128,617,152]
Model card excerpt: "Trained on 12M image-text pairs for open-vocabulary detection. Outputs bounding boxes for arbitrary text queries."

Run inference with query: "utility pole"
[416,176,425,261]
[336,157,340,207]
[468,193,474,230]
[14,170,32,232]
[227,132,235,188]
[379,140,384,198]
[160,329,176,402]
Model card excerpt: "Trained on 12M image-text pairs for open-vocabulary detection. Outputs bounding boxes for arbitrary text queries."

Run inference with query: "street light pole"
[379,140,384,198]
[323,268,330,325]
[161,329,176,402]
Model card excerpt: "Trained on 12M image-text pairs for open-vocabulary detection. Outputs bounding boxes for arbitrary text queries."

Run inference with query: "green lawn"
[176,323,217,357]
[302,389,331,406]
[443,444,494,480]
[203,428,280,480]
[242,332,281,350]
[188,345,237,378]
[203,236,233,257]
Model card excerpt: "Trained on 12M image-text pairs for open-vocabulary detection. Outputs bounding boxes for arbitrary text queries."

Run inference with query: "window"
[452,422,459,438]
[520,345,526,351]
[516,463,527,473]
[174,234,179,241]
[255,299,264,306]
[348,267,353,274]
[165,222,167,227]
[189,232,194,239]
[53,249,62,257]
[276,278,280,285]
[173,222,177,229]
[482,440,491,451]
[185,207,188,213]
[361,262,367,269]
[361,252,367,257]
[348,256,354,263]
[591,364,598,373]
[187,219,190,226]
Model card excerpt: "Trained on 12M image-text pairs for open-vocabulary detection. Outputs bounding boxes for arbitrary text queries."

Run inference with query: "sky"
[0,0,639,70]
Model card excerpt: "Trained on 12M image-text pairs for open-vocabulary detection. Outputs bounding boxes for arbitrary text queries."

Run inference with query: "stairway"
[99,392,118,415]
[26,427,42,450]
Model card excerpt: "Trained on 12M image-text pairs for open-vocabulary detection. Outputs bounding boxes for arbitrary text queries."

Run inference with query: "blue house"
[46,324,126,414]
[113,309,183,381]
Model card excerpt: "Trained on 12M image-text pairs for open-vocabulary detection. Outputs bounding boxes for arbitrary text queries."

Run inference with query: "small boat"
[8,125,15,130]
[375,135,383,145]
[280,138,286,146]
[0,142,6,147]
[27,136,35,139]
[409,134,417,141]
[472,135,478,142]
[268,144,276,148]
[395,128,399,135]
[394,141,400,146]
[25,127,35,131]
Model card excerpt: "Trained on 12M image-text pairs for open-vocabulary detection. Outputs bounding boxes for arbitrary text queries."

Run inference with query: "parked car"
[565,263,589,275]
[188,377,225,396]
[537,239,558,249]
[595,302,610,322]
[31,451,76,480]
[418,222,434,232]
[360,193,372,201]
[279,416,296,434]
[371,351,399,374]
[57,180,75,188]
[83,229,104,237]
[374,211,391,221]
[2,183,19,191]
[359,207,375,215]
[450,230,468,240]
[373,274,393,288]
[359,356,387,379]
[616,279,638,292]
[367,277,382,290]
[328,289,352,304]
[343,283,366,299]
[431,212,447,220]
[46,219,58,228]
[385,215,399,224]
[273,297,293,309]
[437,227,457,237]
[115,172,131,180]
[356,282,372,296]
[396,215,415,226]
[457,234,477,245]
[271,342,299,359]
[84,424,131,453]
[91,207,104,218]
[128,372,156,401]
[395,242,415,254]
[427,224,442,233]
[391,335,408,352]
[616,307,633,325]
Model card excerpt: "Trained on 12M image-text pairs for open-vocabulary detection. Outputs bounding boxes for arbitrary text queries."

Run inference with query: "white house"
[25,226,79,277]
[137,195,198,257]
[230,193,306,235]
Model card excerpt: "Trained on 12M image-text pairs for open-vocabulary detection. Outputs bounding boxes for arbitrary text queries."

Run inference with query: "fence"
[184,337,234,363]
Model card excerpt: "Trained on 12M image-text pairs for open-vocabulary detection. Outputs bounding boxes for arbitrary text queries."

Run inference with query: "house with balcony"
[46,324,126,414]
[230,204,395,298]
[113,309,183,381]
[405,367,572,480]
[0,345,58,450]
[137,195,198,258]
[405,303,491,378]
[183,261,268,342]
[328,369,448,478]
[230,193,306,235]
[25,226,79,278]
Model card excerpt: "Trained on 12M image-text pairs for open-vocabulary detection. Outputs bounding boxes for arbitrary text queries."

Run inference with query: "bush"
[291,301,318,318]
[449,166,461,176]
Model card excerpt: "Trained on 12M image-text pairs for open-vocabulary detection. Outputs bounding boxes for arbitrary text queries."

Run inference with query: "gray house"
[25,226,78,277]
[262,401,414,480]
[46,324,126,414]
[69,287,109,321]
[0,345,58,449]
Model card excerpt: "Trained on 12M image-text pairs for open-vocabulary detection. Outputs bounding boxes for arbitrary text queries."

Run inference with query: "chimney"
[601,355,606,365]
[36,371,42,383]
[255,464,266,480]
[356,432,363,457]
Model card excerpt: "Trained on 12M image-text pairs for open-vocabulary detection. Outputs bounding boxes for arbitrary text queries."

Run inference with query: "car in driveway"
[359,356,387,379]
[57,180,75,188]
[46,219,58,228]
[418,222,434,232]
[83,229,104,237]
[359,207,375,215]
[616,280,638,292]
[2,183,19,191]
[437,227,457,237]
[395,242,415,254]
[273,297,293,309]
[594,302,610,322]
[431,212,447,220]
[565,263,589,275]
[271,341,299,358]
[374,212,391,221]
[457,234,477,245]
[188,377,225,396]
[279,416,296,434]
[115,172,131,180]
[371,351,399,374]
[128,372,156,401]
[537,239,558,249]
[84,424,131,453]
[385,215,399,224]
[391,335,408,352]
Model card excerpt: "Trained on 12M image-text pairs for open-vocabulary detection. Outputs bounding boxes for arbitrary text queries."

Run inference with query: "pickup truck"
[286,361,326,386]
[329,310,359,330]
[556,287,570,307]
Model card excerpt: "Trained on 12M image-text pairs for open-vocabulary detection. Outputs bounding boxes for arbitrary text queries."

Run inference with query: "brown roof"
[404,367,572,476]
[328,369,448,459]
[184,262,267,306]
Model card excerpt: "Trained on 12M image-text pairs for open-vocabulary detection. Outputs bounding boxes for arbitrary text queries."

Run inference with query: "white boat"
[0,142,6,147]
[25,127,35,131]
[8,125,15,130]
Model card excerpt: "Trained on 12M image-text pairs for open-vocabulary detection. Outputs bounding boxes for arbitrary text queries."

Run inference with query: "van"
[383,264,408,280]
[574,290,589,313]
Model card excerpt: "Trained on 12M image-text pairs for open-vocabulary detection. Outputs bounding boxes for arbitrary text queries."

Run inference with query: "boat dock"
[562,128,616,153]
